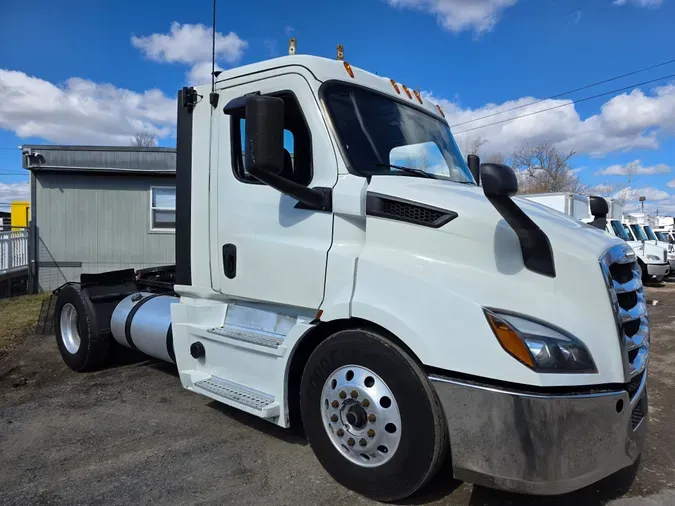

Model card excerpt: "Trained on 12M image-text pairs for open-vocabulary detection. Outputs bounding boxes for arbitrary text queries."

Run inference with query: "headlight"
[483,308,597,373]
[646,254,660,261]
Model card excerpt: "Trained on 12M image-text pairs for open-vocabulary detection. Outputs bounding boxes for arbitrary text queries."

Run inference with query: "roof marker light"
[413,89,423,104]
[343,61,354,78]
[390,79,401,94]
[436,104,445,117]
[401,84,413,99]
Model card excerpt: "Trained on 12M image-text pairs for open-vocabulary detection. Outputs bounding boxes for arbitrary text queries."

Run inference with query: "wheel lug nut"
[339,391,347,399]
[331,400,339,408]
[368,414,377,423]
[347,438,355,447]
[350,390,359,399]
[336,428,345,437]
[367,429,376,438]
[359,438,367,447]
[330,414,338,423]
[361,399,370,407]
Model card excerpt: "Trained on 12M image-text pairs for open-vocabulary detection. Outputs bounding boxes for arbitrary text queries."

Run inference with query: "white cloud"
[131,22,247,65]
[0,69,175,145]
[666,180,675,188]
[0,181,30,209]
[384,0,518,34]
[614,186,670,202]
[427,79,675,158]
[186,61,224,86]
[595,160,671,176]
[613,0,663,7]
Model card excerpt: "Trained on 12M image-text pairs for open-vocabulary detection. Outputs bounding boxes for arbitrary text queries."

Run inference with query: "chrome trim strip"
[619,295,648,323]
[629,367,648,409]
[628,346,649,379]
[428,374,622,400]
[625,318,649,351]
[613,277,642,294]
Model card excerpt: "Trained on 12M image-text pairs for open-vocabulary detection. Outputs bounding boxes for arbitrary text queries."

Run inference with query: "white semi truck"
[50,50,649,502]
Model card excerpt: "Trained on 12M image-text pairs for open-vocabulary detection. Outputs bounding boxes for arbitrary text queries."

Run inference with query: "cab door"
[212,72,337,311]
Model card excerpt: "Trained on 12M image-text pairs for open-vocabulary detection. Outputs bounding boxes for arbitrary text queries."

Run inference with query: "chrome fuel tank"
[110,292,179,363]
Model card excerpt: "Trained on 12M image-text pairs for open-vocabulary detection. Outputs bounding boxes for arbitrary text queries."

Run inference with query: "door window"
[230,92,313,186]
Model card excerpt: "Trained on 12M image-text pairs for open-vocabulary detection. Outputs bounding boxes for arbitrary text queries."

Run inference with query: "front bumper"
[429,370,648,495]
[647,262,669,278]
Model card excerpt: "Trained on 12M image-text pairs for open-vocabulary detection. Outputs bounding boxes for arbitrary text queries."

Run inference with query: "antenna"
[209,0,219,107]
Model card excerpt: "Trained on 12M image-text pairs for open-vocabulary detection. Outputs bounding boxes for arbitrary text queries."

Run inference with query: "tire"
[54,284,110,372]
[299,328,449,502]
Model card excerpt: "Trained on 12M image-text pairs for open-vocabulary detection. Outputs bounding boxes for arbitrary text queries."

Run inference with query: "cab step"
[193,376,280,417]
[207,324,284,349]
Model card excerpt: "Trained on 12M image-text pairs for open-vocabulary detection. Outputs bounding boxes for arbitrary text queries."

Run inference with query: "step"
[194,376,279,417]
[207,324,285,349]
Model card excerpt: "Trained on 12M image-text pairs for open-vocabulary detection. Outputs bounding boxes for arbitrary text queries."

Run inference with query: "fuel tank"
[110,292,179,363]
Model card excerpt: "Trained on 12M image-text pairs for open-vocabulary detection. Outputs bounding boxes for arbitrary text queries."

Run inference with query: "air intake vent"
[366,193,458,228]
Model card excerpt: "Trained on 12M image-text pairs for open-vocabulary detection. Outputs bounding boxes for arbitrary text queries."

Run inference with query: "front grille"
[631,398,646,429]
[600,244,650,381]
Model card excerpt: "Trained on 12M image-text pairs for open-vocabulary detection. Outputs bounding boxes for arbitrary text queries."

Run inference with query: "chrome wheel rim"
[60,303,81,354]
[321,365,402,467]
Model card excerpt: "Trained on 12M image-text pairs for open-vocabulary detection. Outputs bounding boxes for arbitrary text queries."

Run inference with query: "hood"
[367,176,622,262]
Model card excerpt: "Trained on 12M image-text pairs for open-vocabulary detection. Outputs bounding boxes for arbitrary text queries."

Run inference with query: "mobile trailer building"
[21,145,177,291]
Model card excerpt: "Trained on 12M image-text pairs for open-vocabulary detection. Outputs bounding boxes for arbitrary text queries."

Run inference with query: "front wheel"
[299,328,449,502]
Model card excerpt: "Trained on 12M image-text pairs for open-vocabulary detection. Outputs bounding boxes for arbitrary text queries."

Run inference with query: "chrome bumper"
[647,262,669,278]
[430,371,648,495]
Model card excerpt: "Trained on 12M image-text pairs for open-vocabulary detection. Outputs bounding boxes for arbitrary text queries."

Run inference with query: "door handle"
[223,244,237,279]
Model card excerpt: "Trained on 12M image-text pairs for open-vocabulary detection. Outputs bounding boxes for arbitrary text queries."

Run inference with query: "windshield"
[643,225,658,242]
[623,224,636,241]
[322,82,474,183]
[610,220,630,241]
[656,232,667,242]
[630,224,648,241]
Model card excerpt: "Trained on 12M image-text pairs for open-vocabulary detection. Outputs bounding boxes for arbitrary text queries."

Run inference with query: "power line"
[453,72,675,135]
[450,57,675,129]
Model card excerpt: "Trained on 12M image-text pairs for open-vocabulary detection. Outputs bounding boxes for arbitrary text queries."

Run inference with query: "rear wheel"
[54,284,110,371]
[299,328,448,502]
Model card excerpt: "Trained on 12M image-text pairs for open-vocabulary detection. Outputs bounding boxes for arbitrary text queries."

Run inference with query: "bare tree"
[457,135,487,157]
[510,142,585,194]
[130,131,157,147]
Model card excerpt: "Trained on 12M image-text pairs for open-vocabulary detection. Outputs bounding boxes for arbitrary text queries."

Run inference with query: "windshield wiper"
[372,163,435,179]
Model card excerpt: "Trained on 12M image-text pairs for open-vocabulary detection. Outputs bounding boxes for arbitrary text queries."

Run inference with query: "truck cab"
[51,52,649,502]
[624,223,670,280]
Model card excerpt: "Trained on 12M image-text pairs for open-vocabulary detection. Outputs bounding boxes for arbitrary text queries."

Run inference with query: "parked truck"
[51,49,648,502]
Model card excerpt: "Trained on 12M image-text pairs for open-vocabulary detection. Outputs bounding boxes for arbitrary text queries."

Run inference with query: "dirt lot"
[1,287,675,506]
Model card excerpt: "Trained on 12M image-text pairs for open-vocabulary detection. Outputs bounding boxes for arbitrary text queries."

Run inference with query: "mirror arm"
[486,194,556,278]
[247,167,332,211]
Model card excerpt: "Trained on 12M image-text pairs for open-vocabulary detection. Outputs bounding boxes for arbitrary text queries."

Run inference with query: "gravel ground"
[1,286,674,506]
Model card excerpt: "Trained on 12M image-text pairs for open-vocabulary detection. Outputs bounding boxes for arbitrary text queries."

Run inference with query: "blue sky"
[1,0,675,213]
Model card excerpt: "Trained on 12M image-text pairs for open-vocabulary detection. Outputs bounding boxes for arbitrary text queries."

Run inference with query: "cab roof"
[212,54,447,121]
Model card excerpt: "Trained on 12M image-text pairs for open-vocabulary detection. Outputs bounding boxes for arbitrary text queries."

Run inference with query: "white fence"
[0,230,29,276]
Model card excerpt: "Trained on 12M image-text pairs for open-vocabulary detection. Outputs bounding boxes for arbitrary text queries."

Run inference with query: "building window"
[150,186,176,231]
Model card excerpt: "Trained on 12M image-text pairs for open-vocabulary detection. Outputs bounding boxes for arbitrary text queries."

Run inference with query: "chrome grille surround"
[599,243,650,381]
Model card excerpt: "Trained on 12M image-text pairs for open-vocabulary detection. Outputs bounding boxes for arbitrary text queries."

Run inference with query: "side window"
[231,92,312,186]
[150,186,176,231]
